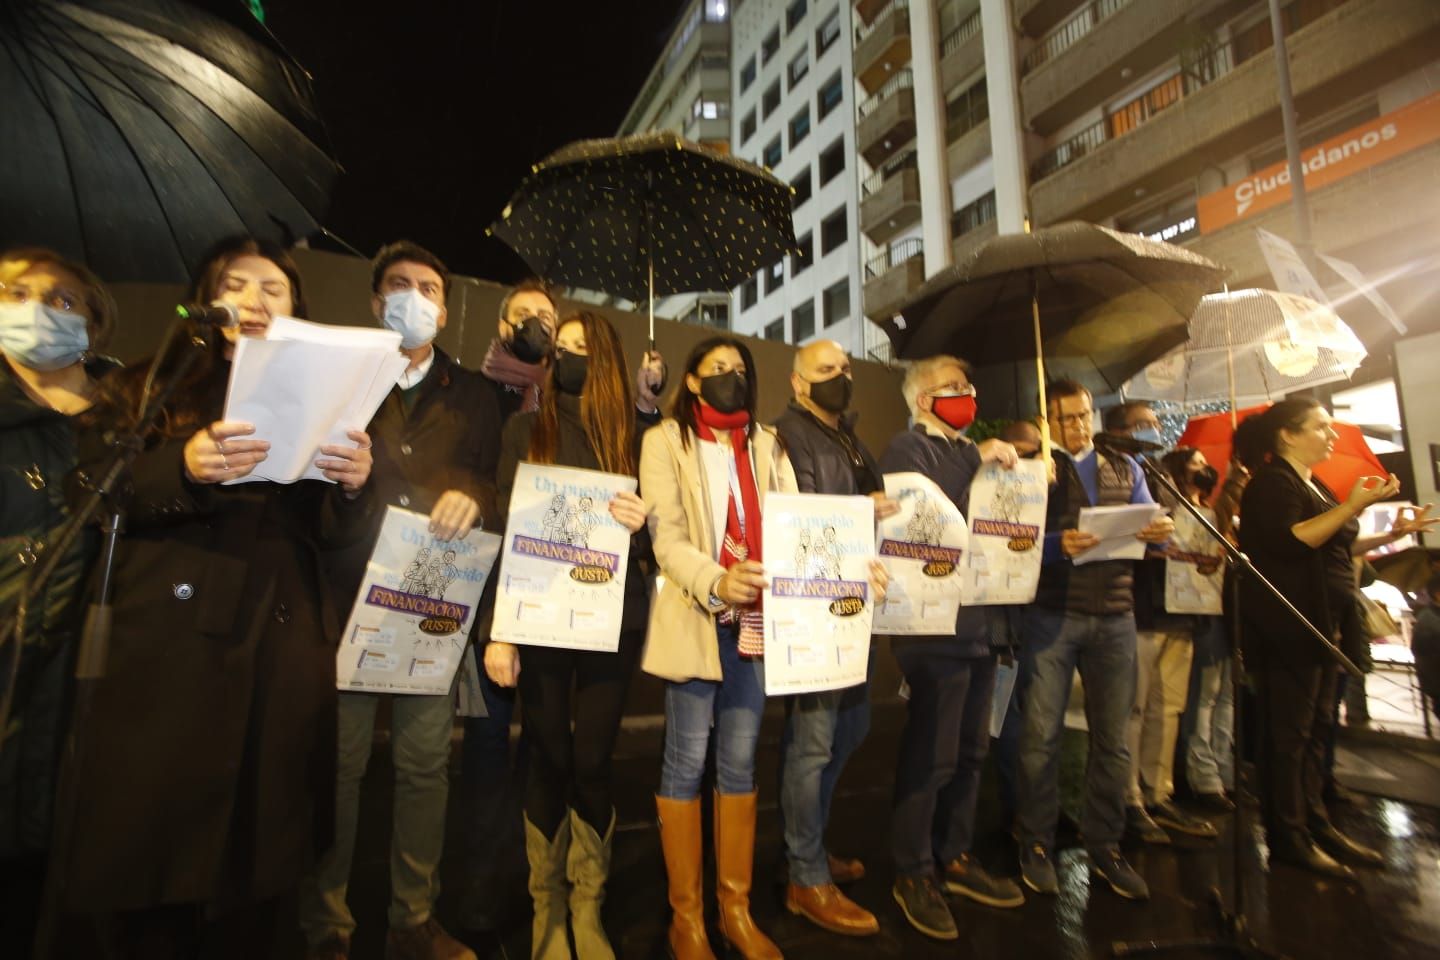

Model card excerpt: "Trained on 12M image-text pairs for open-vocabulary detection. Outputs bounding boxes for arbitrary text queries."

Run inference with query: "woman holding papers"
[61,237,374,953]
[638,335,796,960]
[482,310,649,960]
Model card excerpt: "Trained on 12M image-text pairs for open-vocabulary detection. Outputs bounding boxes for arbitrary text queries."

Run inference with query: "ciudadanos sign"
[1197,91,1440,234]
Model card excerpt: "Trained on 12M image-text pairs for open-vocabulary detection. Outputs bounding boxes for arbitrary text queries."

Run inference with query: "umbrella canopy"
[1178,404,1387,503]
[883,221,1229,397]
[1123,288,1367,405]
[0,0,339,283]
[489,131,797,307]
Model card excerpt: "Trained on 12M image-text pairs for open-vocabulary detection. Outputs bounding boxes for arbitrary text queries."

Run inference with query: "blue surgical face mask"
[382,288,440,349]
[0,300,90,371]
[1131,426,1164,448]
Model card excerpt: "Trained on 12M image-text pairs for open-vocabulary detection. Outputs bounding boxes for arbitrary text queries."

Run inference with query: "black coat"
[773,402,880,497]
[61,361,371,911]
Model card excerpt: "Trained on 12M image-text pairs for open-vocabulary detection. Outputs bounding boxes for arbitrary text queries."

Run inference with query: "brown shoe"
[827,853,866,885]
[385,918,477,960]
[785,883,879,936]
[305,936,350,960]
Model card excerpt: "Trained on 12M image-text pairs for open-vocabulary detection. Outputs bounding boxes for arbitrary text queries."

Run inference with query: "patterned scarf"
[693,400,765,656]
[479,338,544,413]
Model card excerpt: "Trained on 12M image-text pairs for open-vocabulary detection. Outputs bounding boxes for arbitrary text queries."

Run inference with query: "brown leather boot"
[713,791,782,960]
[656,795,716,960]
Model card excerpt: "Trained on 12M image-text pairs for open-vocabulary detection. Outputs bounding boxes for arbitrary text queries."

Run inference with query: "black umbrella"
[0,0,340,282]
[489,131,797,346]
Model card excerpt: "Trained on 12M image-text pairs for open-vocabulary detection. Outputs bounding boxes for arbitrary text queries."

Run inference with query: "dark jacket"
[1413,604,1440,699]
[773,402,880,497]
[1034,449,1144,615]
[324,347,501,617]
[62,360,370,910]
[878,425,991,657]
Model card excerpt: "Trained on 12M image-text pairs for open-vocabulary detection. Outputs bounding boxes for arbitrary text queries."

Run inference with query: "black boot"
[1268,828,1355,881]
[1310,819,1384,867]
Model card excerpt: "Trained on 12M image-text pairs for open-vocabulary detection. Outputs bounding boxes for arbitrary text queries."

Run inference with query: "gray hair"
[901,355,972,417]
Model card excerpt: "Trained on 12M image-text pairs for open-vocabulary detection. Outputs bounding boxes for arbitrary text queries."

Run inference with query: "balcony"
[1015,0,1082,38]
[939,9,984,92]
[854,0,891,27]
[863,238,926,321]
[947,118,990,177]
[860,152,921,244]
[855,0,911,94]
[857,70,916,166]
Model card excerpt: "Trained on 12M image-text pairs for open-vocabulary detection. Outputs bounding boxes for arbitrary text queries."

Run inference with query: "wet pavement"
[319,699,1440,960]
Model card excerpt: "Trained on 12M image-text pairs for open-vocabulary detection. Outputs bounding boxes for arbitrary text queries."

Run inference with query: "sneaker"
[1088,848,1150,900]
[1149,800,1218,839]
[385,918,477,960]
[305,937,350,960]
[1019,842,1059,895]
[892,874,958,941]
[941,853,1024,908]
[1125,804,1171,845]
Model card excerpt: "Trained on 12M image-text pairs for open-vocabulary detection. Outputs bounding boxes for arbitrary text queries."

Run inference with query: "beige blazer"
[639,418,798,682]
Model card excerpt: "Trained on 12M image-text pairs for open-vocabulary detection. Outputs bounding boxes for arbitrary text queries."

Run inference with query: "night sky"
[262,0,685,282]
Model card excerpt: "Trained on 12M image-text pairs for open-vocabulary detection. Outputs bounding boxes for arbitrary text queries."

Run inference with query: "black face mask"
[1192,465,1219,496]
[509,317,552,364]
[554,351,588,395]
[699,370,747,414]
[806,373,852,415]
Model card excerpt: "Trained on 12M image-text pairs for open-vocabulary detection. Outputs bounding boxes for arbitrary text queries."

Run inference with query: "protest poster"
[961,459,1048,605]
[337,506,500,694]
[1165,506,1224,615]
[873,472,967,635]
[762,493,875,695]
[490,462,637,652]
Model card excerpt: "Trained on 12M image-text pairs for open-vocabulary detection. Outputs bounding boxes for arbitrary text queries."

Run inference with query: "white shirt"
[395,347,436,390]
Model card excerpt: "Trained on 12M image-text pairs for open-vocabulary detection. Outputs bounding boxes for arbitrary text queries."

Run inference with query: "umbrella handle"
[1032,281,1052,467]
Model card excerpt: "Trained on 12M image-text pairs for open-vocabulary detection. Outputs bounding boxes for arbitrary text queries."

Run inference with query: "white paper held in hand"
[1074,503,1167,564]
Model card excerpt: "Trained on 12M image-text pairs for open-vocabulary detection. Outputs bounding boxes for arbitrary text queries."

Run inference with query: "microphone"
[1094,432,1165,457]
[175,302,239,328]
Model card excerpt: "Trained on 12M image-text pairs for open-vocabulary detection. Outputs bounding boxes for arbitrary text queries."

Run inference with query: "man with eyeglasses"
[878,356,1027,940]
[301,241,498,960]
[1015,379,1174,903]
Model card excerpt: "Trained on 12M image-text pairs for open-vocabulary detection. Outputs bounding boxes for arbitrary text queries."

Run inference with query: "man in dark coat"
[300,242,500,960]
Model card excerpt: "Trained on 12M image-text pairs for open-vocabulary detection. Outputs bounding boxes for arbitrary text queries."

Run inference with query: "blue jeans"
[1017,606,1137,852]
[778,672,871,886]
[659,624,767,799]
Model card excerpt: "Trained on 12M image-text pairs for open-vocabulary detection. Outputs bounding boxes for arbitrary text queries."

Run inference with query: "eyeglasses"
[1050,410,1092,427]
[514,309,557,327]
[929,384,976,398]
[0,281,78,314]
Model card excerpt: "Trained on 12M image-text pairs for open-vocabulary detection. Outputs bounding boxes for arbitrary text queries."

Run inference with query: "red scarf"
[693,401,766,655]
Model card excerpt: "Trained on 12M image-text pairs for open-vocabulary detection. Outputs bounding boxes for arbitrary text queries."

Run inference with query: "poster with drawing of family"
[490,462,637,652]
[960,459,1048,605]
[1164,505,1224,614]
[873,473,968,635]
[337,506,501,694]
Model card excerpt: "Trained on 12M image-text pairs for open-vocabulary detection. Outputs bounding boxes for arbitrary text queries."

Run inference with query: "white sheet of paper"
[873,473,966,636]
[222,318,408,484]
[336,506,501,695]
[1074,504,1166,564]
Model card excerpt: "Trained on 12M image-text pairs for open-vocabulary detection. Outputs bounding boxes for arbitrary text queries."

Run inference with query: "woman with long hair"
[483,311,649,960]
[1237,399,1431,879]
[60,236,373,955]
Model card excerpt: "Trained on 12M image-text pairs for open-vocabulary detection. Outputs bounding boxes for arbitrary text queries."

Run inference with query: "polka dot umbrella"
[489,131,798,348]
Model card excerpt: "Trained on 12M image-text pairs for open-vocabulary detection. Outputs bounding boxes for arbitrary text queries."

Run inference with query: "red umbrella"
[1179,403,1387,501]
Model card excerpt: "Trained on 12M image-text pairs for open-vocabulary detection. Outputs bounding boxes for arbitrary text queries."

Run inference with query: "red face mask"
[931,393,977,431]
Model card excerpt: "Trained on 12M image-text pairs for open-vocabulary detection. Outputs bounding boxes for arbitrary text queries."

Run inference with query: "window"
[820,207,847,255]
[764,317,786,341]
[786,0,808,32]
[692,98,726,120]
[822,279,850,327]
[762,80,781,119]
[761,26,780,64]
[818,136,845,185]
[698,299,729,329]
[788,49,809,90]
[792,231,813,275]
[945,78,988,141]
[740,109,757,143]
[739,56,756,92]
[792,299,816,342]
[817,71,843,119]
[741,275,758,310]
[791,168,812,209]
[816,8,840,56]
[788,107,811,147]
[765,257,784,295]
[763,136,782,168]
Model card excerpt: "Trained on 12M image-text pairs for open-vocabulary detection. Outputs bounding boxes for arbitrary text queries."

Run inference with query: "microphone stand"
[1109,451,1361,960]
[13,317,217,959]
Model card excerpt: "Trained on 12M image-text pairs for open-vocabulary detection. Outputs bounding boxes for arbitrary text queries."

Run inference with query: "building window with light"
[817,71,843,119]
[815,9,840,56]
[763,136,782,168]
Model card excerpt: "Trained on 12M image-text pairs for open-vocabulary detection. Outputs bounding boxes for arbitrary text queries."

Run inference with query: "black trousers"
[517,628,643,838]
[1254,644,1338,838]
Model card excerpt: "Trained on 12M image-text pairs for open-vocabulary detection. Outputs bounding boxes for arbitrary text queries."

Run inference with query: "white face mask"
[382,288,440,349]
[0,300,90,371]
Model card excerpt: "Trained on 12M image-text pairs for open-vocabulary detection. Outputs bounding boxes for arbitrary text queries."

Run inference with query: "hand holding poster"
[491,462,637,652]
[762,493,876,695]
[961,458,1048,605]
[337,506,501,694]
[1164,506,1224,614]
[873,473,967,635]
